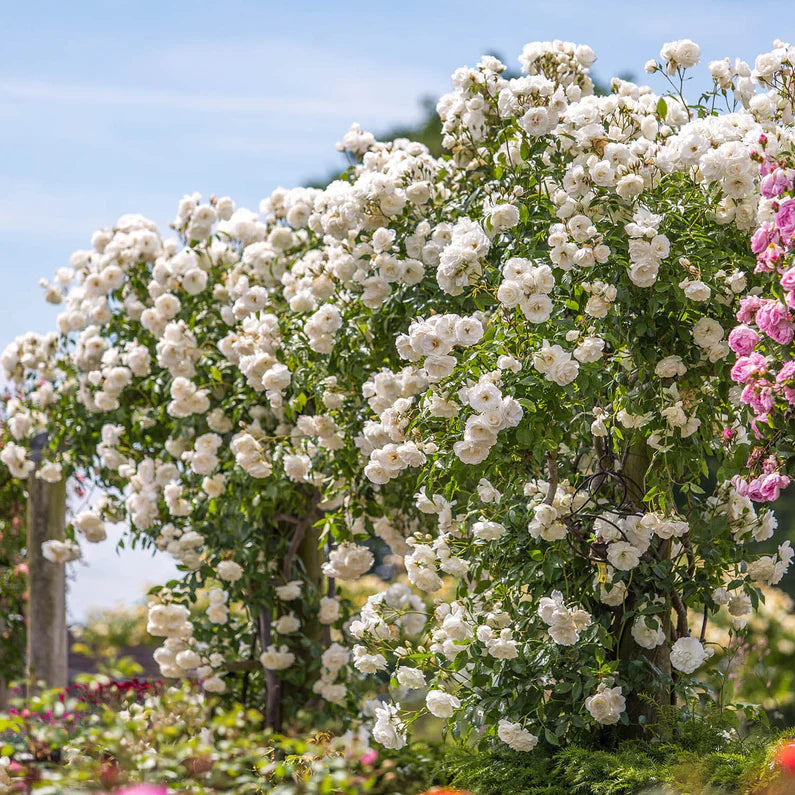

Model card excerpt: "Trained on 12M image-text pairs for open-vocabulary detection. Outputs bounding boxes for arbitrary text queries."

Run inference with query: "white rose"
[372,704,406,750]
[679,279,711,301]
[520,293,553,323]
[321,542,374,581]
[654,355,687,378]
[353,645,387,674]
[616,174,645,200]
[497,719,539,751]
[670,637,709,674]
[692,317,723,349]
[318,596,341,624]
[275,613,301,634]
[631,617,666,649]
[497,279,523,307]
[259,645,295,670]
[425,689,461,718]
[202,675,226,693]
[487,203,520,233]
[275,580,302,600]
[320,642,350,673]
[629,261,659,287]
[472,519,506,540]
[396,667,426,690]
[585,683,626,725]
[606,541,641,571]
[548,357,579,386]
[41,539,80,564]
[573,336,605,363]
[477,478,501,503]
[217,560,243,582]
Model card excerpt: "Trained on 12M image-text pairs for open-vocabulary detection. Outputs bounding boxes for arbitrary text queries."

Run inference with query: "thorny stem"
[671,591,689,639]
[700,604,709,643]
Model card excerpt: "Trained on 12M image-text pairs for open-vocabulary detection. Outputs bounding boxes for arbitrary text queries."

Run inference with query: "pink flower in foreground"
[361,749,379,765]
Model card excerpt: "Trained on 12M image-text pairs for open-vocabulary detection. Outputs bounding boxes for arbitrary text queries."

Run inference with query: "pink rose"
[760,168,794,198]
[775,198,795,242]
[740,382,775,415]
[730,353,767,384]
[756,244,785,271]
[756,300,790,329]
[755,300,793,344]
[751,223,775,253]
[736,295,764,324]
[781,267,795,291]
[768,323,795,345]
[728,325,760,356]
[776,360,795,383]
[744,477,766,501]
[759,472,790,501]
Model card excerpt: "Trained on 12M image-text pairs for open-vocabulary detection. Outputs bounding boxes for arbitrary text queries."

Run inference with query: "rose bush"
[307,38,795,749]
[2,35,795,757]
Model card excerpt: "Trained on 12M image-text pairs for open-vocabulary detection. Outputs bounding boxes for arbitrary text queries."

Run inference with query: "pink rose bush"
[730,139,795,501]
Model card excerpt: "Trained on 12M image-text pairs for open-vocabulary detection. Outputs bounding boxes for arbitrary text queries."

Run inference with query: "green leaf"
[544,727,560,746]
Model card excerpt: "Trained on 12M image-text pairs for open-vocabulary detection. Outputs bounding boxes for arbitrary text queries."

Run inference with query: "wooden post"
[26,475,68,692]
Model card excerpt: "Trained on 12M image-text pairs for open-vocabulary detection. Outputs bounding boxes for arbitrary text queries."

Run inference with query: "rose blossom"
[728,325,760,356]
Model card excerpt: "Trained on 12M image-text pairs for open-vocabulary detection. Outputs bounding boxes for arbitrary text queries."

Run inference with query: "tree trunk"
[622,439,649,508]
[298,522,324,649]
[259,608,282,732]
[617,601,673,737]
[617,438,673,737]
[26,477,68,693]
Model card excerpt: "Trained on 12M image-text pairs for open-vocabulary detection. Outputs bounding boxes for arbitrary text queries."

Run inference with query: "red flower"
[776,741,795,775]
[420,790,473,795]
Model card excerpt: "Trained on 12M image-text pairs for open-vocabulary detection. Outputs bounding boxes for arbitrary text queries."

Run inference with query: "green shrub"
[1,682,793,793]
[432,730,795,795]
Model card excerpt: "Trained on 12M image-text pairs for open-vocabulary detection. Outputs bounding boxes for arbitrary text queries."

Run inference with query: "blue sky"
[2,0,793,619]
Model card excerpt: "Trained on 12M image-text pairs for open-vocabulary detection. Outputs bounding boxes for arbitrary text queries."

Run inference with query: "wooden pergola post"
[26,433,68,692]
